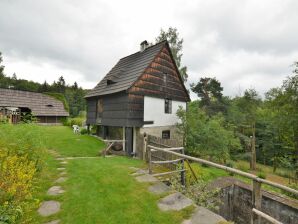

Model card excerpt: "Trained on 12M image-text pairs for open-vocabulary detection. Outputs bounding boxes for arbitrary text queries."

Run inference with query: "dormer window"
[165,98,172,114]
[107,79,117,85]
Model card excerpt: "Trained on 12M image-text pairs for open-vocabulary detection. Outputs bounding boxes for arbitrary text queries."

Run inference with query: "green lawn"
[41,126,105,157]
[32,126,191,224]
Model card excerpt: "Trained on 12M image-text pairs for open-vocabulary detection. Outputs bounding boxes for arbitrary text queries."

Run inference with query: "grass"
[29,126,192,224]
[41,126,105,157]
[59,157,191,224]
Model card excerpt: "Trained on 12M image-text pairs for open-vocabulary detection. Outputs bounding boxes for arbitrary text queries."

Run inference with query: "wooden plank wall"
[129,46,189,102]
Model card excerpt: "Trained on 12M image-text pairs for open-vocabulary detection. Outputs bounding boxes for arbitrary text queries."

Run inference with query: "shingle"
[0,89,69,116]
[85,41,166,98]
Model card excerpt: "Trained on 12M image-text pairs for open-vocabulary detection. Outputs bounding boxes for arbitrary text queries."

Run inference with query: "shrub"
[63,117,85,127]
[80,128,88,135]
[0,124,45,223]
[237,163,249,172]
[257,172,266,179]
[170,174,221,211]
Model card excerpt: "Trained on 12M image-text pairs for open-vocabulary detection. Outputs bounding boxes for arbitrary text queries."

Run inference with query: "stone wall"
[217,178,298,224]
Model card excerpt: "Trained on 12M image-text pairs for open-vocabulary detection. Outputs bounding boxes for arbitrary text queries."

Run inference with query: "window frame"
[162,130,171,139]
[164,98,172,114]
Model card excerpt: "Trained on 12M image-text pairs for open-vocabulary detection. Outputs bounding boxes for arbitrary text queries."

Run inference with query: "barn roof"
[85,41,170,98]
[0,88,69,116]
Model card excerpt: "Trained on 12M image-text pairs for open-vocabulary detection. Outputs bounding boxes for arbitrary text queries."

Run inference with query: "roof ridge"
[119,40,167,61]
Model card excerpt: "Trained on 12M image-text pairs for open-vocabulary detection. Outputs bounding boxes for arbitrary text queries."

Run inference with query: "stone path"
[148,182,171,195]
[158,192,193,211]
[182,207,227,224]
[38,152,69,223]
[47,186,65,196]
[45,220,60,224]
[130,167,227,224]
[38,201,61,217]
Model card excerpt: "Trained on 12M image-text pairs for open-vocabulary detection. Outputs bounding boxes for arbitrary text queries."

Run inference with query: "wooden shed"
[0,88,69,124]
[85,40,190,156]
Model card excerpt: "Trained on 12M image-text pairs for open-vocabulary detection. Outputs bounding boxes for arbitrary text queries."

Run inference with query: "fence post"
[251,179,262,224]
[148,146,152,174]
[143,133,147,161]
[180,148,186,186]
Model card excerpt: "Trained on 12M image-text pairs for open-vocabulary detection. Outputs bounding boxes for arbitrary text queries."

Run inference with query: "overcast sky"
[0,0,297,99]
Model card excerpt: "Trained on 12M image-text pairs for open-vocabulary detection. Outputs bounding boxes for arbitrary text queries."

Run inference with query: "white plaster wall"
[143,96,186,127]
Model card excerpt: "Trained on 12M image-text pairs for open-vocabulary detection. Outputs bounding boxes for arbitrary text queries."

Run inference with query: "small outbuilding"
[0,88,69,124]
[85,40,190,156]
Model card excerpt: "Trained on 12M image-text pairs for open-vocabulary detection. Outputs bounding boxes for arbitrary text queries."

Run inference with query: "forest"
[177,72,298,183]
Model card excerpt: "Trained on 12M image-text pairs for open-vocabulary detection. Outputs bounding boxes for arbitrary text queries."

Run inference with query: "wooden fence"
[147,144,298,224]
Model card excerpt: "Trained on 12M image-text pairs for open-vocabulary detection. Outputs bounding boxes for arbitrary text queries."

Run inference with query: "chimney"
[140,40,149,52]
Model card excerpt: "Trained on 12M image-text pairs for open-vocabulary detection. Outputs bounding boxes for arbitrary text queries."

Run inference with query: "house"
[0,88,69,124]
[85,40,190,156]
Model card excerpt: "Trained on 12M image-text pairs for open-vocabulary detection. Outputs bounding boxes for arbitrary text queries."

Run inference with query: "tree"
[265,70,298,177]
[155,27,188,82]
[0,52,4,77]
[177,102,240,163]
[228,89,262,170]
[72,82,78,90]
[39,81,50,92]
[56,76,66,93]
[191,77,226,116]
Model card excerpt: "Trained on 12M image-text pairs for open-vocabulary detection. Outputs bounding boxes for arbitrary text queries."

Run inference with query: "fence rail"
[147,144,298,224]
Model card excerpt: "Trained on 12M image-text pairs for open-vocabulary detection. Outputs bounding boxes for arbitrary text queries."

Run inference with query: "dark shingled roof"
[0,88,69,116]
[85,41,167,98]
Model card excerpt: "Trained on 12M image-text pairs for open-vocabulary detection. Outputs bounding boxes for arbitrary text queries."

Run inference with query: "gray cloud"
[0,0,297,97]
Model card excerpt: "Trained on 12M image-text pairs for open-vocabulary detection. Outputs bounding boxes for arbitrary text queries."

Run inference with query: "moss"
[44,92,69,112]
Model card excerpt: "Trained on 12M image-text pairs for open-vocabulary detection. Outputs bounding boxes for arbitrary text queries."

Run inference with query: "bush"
[63,117,85,127]
[237,163,249,172]
[170,174,221,211]
[257,172,266,179]
[234,152,252,162]
[0,124,45,223]
[80,128,88,135]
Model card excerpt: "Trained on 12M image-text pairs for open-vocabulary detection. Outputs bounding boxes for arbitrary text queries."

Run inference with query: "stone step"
[44,220,60,224]
[182,207,227,224]
[47,186,65,196]
[38,201,61,217]
[135,174,158,183]
[158,192,193,211]
[148,182,171,195]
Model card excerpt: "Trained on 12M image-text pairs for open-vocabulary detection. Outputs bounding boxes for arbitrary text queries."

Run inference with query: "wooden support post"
[87,124,90,135]
[148,147,152,174]
[185,159,198,182]
[122,127,126,152]
[251,179,262,224]
[143,133,147,161]
[180,148,186,186]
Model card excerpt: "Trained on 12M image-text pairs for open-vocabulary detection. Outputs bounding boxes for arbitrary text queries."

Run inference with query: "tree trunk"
[251,123,257,170]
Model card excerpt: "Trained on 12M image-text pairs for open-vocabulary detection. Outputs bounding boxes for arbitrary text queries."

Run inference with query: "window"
[162,130,170,139]
[165,98,172,114]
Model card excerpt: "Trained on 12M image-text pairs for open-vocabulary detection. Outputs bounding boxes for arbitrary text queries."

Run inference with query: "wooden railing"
[147,144,298,224]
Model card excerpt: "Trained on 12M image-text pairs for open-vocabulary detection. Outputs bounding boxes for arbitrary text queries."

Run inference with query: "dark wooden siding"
[128,46,189,102]
[86,92,144,127]
[86,98,97,124]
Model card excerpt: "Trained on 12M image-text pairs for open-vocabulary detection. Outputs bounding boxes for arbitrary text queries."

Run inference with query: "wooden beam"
[252,209,282,224]
[147,145,298,195]
[151,159,184,164]
[152,169,186,177]
[251,179,262,224]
